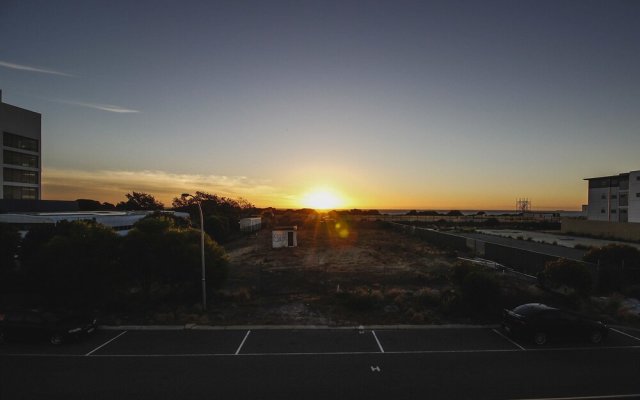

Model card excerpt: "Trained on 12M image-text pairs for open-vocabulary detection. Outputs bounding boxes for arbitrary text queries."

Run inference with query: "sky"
[1,0,639,210]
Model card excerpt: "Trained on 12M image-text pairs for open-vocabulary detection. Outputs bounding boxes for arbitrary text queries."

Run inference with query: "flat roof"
[584,173,629,181]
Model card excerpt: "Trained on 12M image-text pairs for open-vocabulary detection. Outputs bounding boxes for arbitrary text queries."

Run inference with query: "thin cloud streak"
[57,100,140,113]
[0,60,73,77]
[42,168,289,206]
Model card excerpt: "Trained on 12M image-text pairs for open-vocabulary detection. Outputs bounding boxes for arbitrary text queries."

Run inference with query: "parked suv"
[502,303,608,345]
[0,309,97,345]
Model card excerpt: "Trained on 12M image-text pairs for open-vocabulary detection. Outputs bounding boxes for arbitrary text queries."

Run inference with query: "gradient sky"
[1,0,639,210]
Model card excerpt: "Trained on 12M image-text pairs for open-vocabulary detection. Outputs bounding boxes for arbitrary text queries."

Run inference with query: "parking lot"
[2,325,640,357]
[2,326,640,399]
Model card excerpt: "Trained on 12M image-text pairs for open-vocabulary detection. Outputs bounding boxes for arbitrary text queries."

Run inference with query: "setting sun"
[301,188,345,210]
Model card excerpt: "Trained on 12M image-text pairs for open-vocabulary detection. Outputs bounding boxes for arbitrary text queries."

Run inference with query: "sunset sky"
[1,1,639,210]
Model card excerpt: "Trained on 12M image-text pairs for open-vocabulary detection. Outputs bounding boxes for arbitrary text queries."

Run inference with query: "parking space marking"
[7,344,640,358]
[492,328,526,351]
[85,331,128,356]
[610,328,640,342]
[235,330,251,355]
[371,330,385,353]
[511,393,640,400]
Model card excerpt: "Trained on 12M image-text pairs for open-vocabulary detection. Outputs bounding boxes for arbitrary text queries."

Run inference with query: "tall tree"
[117,192,164,210]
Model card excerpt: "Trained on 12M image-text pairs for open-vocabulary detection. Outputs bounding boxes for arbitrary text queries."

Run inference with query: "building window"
[3,132,38,152]
[601,209,606,213]
[611,209,617,214]
[611,195,617,199]
[3,150,38,168]
[601,194,606,200]
[3,168,38,184]
[2,185,38,200]
[621,209,628,214]
[637,193,640,198]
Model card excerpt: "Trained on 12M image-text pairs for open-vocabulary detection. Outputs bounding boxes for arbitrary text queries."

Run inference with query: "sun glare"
[301,188,344,210]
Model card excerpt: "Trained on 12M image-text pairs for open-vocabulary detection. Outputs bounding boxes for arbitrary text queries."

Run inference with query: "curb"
[98,323,502,331]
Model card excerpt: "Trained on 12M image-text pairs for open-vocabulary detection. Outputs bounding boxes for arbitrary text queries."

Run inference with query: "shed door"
[287,231,294,246]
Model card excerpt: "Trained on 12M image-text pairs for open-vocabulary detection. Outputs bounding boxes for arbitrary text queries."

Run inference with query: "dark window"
[3,168,38,184]
[621,209,628,214]
[601,194,606,200]
[637,193,640,198]
[611,195,617,199]
[589,178,610,189]
[3,132,38,152]
[3,185,38,200]
[601,209,606,213]
[3,150,38,168]
[611,209,617,214]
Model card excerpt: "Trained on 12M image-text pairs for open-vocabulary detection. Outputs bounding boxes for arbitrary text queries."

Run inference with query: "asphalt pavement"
[1,326,640,399]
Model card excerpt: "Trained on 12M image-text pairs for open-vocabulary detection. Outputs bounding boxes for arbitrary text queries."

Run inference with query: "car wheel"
[533,332,547,346]
[50,333,64,345]
[589,330,603,344]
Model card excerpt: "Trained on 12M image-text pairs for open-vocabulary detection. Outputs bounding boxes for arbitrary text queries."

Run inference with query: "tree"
[77,199,116,211]
[0,224,21,290]
[0,224,20,269]
[584,244,640,293]
[121,214,228,301]
[446,210,463,216]
[116,192,164,210]
[172,191,257,243]
[541,258,592,296]
[25,220,123,308]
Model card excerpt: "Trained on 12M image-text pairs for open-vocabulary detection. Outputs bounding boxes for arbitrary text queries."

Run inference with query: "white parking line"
[511,393,640,400]
[611,328,640,342]
[6,344,640,358]
[492,328,526,351]
[235,330,251,355]
[371,330,384,353]
[85,331,128,356]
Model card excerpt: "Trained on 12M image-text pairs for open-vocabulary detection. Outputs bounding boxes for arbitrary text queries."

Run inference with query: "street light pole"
[183,193,206,311]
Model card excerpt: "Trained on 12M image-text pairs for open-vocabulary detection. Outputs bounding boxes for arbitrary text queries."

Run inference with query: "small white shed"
[239,217,262,232]
[272,226,297,248]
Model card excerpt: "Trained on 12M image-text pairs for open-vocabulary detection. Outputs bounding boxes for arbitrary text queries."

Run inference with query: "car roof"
[513,303,558,316]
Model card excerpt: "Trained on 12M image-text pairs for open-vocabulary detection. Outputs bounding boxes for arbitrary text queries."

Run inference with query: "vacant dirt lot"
[205,221,470,325]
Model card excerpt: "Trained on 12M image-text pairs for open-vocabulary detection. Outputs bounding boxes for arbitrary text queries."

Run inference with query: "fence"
[388,222,597,277]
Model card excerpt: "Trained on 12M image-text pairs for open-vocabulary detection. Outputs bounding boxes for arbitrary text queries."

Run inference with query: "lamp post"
[182,193,206,311]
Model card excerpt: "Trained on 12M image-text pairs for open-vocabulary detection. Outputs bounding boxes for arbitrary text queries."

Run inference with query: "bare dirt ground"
[205,221,468,325]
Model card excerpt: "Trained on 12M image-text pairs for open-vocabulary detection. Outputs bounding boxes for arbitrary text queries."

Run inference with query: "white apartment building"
[0,91,42,200]
[586,170,640,223]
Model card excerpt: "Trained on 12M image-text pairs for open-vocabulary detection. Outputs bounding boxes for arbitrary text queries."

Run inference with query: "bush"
[452,261,474,284]
[122,215,228,301]
[541,258,592,296]
[338,287,383,311]
[24,220,123,308]
[584,244,640,293]
[460,270,501,308]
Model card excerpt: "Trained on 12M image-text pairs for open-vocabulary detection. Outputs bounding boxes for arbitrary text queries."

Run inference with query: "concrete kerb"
[98,324,501,331]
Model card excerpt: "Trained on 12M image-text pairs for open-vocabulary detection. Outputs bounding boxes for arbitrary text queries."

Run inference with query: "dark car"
[0,309,97,345]
[502,303,608,345]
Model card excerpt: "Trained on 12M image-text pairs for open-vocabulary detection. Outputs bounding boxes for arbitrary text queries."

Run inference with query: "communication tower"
[516,198,531,214]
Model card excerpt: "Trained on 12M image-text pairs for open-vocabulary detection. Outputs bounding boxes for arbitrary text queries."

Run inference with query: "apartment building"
[586,170,640,223]
[0,91,42,200]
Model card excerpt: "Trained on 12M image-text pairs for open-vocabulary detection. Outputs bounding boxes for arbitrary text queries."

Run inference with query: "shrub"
[338,287,383,311]
[584,244,640,293]
[541,258,592,296]
[461,270,501,308]
[452,261,474,284]
[414,287,440,306]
